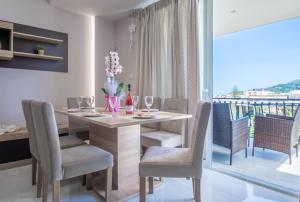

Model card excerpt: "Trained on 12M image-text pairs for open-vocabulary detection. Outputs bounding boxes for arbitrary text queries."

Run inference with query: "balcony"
[212,97,300,194]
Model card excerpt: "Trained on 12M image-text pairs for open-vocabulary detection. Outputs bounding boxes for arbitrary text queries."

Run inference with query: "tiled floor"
[0,165,297,202]
[213,140,300,193]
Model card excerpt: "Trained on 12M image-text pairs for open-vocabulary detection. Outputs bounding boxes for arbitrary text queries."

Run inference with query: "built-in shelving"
[0,21,13,60]
[14,32,63,44]
[14,51,63,61]
[0,49,13,60]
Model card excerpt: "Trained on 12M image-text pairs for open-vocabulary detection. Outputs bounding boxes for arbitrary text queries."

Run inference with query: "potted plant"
[34,45,45,55]
[101,51,124,112]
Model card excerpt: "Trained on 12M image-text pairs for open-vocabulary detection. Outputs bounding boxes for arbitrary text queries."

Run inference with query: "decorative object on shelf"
[101,51,126,112]
[0,124,18,135]
[34,44,45,55]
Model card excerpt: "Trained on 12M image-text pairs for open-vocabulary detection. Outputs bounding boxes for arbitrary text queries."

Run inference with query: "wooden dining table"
[56,108,192,201]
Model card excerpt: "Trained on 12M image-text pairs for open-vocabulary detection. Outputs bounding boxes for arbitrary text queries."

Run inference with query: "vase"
[104,77,118,96]
[105,95,120,112]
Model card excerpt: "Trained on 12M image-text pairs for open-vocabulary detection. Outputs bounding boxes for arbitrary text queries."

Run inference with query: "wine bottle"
[125,84,134,114]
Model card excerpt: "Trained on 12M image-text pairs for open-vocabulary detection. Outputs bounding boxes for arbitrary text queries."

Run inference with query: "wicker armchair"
[252,107,300,164]
[213,103,249,165]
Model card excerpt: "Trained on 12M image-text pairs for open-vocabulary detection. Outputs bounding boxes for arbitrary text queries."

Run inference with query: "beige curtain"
[136,0,200,146]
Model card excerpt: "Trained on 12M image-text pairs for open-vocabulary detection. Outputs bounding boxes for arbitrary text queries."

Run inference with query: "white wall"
[95,17,115,107]
[115,17,138,96]
[0,0,94,126]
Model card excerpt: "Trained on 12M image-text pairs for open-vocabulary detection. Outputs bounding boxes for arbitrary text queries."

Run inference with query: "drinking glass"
[108,96,118,116]
[133,96,139,111]
[76,97,83,110]
[144,96,153,112]
[86,96,95,110]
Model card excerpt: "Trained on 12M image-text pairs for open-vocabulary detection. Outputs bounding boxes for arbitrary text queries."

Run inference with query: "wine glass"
[144,96,153,112]
[76,97,83,111]
[108,96,118,116]
[133,96,139,111]
[86,96,95,110]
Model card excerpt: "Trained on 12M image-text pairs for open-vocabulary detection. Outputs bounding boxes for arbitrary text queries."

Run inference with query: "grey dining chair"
[67,97,90,140]
[140,97,162,133]
[22,100,85,198]
[31,101,113,202]
[141,98,188,150]
[139,101,211,202]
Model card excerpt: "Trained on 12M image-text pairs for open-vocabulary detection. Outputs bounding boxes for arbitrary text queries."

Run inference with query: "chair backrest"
[22,100,39,159]
[160,98,188,134]
[31,101,62,182]
[191,101,211,178]
[67,97,89,133]
[213,103,232,148]
[291,105,300,145]
[142,97,162,129]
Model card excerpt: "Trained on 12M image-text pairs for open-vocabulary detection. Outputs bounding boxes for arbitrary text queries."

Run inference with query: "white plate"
[133,114,155,119]
[141,109,159,112]
[68,108,81,113]
[81,112,103,117]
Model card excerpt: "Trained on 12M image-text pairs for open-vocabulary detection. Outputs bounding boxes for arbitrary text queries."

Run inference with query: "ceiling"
[214,0,300,36]
[49,0,300,35]
[49,0,157,21]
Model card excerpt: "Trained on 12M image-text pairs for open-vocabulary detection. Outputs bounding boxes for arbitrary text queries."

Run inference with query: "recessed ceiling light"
[231,9,237,14]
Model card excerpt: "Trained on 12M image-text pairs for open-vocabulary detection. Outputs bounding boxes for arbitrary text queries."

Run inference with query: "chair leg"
[105,168,112,202]
[86,174,92,190]
[82,175,86,186]
[37,163,43,198]
[192,178,195,199]
[245,148,248,158]
[229,150,233,165]
[53,180,60,202]
[140,177,146,202]
[148,177,154,194]
[252,147,255,156]
[194,178,201,202]
[42,173,48,202]
[296,144,299,157]
[32,156,37,185]
[289,153,292,165]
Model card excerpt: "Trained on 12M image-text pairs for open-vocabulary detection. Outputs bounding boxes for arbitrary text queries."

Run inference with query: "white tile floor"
[0,165,298,202]
[213,140,300,192]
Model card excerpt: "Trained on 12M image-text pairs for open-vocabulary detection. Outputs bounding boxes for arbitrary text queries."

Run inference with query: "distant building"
[289,90,300,99]
[242,89,288,99]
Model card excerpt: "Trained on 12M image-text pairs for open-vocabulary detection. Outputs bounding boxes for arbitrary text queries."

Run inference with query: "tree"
[231,85,242,98]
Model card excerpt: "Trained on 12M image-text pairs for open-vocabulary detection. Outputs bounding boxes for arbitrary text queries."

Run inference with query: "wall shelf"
[0,21,13,60]
[0,49,13,60]
[14,51,63,61]
[14,32,63,44]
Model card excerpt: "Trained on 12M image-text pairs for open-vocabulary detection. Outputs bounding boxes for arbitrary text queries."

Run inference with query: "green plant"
[35,45,45,51]
[101,83,127,96]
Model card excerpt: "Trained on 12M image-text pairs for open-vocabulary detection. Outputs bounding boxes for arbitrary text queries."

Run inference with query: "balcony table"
[55,108,192,201]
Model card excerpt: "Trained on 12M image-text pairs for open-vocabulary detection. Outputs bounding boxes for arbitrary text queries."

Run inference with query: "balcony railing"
[213,97,300,118]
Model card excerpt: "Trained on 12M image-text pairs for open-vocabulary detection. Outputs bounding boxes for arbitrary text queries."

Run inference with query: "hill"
[266,80,300,93]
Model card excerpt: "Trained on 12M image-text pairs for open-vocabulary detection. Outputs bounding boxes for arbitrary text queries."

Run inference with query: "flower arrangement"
[105,51,123,77]
[101,51,126,112]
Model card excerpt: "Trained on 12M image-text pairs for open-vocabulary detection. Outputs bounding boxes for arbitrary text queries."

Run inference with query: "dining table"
[55,107,192,202]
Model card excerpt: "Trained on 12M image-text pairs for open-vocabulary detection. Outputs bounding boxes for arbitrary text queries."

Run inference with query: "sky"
[213,17,300,96]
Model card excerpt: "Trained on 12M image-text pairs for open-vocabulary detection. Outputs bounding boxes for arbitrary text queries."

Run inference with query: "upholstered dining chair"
[139,101,211,202]
[140,97,162,133]
[141,98,188,150]
[22,100,85,198]
[67,97,90,140]
[31,101,113,202]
